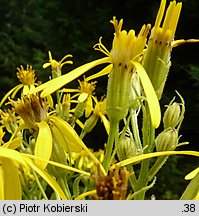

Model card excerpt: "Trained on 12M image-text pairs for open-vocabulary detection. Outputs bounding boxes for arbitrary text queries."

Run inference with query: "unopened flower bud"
[163,102,181,129]
[142,1,182,99]
[117,135,142,161]
[156,128,178,152]
[74,101,86,119]
[83,114,99,134]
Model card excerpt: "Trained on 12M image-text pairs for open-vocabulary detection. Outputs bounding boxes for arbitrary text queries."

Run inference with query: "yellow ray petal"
[22,85,30,95]
[60,89,80,93]
[132,61,161,128]
[24,158,67,200]
[34,121,52,169]
[172,39,199,48]
[2,136,22,149]
[181,171,199,200]
[11,84,24,98]
[43,62,51,68]
[0,84,23,107]
[75,190,96,200]
[50,116,106,175]
[2,158,22,200]
[23,153,90,176]
[0,148,27,167]
[99,113,110,135]
[185,167,199,180]
[75,119,84,129]
[85,96,93,117]
[0,165,4,200]
[85,64,113,81]
[114,150,199,168]
[0,127,5,143]
[30,57,110,97]
[46,94,54,108]
[78,92,88,103]
[194,191,199,200]
[50,117,82,153]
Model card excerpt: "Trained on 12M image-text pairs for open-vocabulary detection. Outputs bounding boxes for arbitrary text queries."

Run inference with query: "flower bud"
[155,128,178,152]
[142,1,182,99]
[117,135,142,161]
[163,102,181,129]
[83,114,99,134]
[74,101,86,119]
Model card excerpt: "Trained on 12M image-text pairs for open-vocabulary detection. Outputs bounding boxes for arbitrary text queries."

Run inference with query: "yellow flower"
[49,115,106,175]
[30,17,161,128]
[180,167,199,200]
[95,18,154,123]
[0,109,20,134]
[0,135,25,199]
[43,51,73,78]
[9,94,106,174]
[17,65,36,88]
[55,93,72,121]
[83,97,110,135]
[71,148,105,174]
[142,0,181,100]
[0,65,37,107]
[10,94,52,170]
[0,147,67,200]
[0,131,67,200]
[62,77,97,117]
[10,94,48,130]
[142,0,199,99]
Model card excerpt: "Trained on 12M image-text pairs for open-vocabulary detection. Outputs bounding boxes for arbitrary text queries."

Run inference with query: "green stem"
[80,130,87,140]
[134,104,155,199]
[127,164,137,191]
[130,109,142,149]
[58,177,72,200]
[127,176,156,200]
[148,156,168,181]
[134,159,150,199]
[32,170,48,200]
[56,91,62,117]
[71,117,77,128]
[103,119,118,172]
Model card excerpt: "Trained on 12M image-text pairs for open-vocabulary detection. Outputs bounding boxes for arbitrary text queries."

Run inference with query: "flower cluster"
[0,0,198,200]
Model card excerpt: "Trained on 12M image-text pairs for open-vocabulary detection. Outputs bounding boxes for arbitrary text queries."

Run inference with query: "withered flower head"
[10,94,47,130]
[93,165,129,200]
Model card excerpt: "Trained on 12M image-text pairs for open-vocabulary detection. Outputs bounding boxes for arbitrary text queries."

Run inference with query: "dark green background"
[0,0,198,199]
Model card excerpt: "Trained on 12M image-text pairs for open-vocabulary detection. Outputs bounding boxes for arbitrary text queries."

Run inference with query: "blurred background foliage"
[0,0,198,199]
